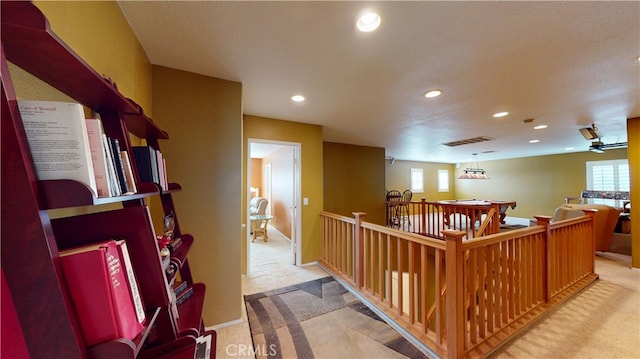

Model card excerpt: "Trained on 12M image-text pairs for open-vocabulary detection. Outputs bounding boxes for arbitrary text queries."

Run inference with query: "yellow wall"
[454,149,628,219]
[323,142,387,225]
[243,115,324,270]
[34,1,152,112]
[386,160,457,202]
[152,66,243,325]
[628,117,639,268]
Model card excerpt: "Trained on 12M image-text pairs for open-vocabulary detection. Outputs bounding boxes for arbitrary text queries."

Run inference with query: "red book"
[59,240,143,346]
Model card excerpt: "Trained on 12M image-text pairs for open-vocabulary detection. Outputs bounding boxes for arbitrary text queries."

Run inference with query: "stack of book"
[17,100,137,198]
[58,239,145,346]
[132,145,169,191]
[172,280,194,306]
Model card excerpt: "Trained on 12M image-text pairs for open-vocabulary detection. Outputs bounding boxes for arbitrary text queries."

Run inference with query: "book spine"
[132,146,154,183]
[116,240,146,325]
[85,119,112,198]
[103,135,122,196]
[150,147,159,185]
[110,138,130,194]
[175,286,194,306]
[172,281,188,296]
[120,151,138,194]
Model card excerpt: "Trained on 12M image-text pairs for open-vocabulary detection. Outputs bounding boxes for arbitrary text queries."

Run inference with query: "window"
[438,169,449,192]
[410,168,424,193]
[586,159,629,206]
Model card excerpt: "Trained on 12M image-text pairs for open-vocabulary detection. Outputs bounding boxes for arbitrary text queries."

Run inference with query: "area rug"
[244,276,429,359]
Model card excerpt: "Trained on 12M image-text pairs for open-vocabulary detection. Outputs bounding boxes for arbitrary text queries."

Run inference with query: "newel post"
[443,229,466,359]
[581,209,598,273]
[534,215,552,302]
[353,212,366,289]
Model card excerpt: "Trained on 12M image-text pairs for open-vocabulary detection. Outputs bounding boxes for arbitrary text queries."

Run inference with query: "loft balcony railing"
[319,210,598,359]
[386,198,503,239]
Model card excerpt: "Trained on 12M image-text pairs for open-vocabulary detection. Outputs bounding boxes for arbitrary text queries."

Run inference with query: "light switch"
[303,197,309,206]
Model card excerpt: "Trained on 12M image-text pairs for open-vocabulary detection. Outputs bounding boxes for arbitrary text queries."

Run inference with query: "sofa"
[551,203,622,252]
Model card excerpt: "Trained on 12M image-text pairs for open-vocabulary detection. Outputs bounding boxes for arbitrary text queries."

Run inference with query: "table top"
[250,214,273,220]
[437,199,516,206]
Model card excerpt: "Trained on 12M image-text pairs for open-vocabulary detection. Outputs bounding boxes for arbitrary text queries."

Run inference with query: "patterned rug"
[244,276,428,359]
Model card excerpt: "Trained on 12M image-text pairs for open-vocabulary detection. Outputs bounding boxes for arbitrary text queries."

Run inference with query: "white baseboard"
[206,318,243,331]
[300,261,318,267]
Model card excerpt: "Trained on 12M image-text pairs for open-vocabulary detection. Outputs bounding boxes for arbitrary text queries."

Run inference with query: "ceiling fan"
[580,123,627,153]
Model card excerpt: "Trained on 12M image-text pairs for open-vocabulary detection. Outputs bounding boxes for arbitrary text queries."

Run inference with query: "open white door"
[247,139,302,275]
[290,146,301,265]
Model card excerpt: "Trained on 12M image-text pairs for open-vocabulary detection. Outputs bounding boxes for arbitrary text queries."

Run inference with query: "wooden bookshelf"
[1,2,214,358]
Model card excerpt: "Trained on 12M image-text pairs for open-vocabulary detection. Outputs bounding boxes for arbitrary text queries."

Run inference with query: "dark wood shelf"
[38,180,160,209]
[0,2,165,140]
[163,182,182,194]
[86,307,161,359]
[176,283,206,337]
[1,2,213,357]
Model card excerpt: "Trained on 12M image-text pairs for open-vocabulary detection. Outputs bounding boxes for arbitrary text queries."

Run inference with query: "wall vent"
[441,136,492,147]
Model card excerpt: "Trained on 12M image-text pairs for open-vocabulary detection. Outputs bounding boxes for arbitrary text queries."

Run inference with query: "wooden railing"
[319,210,598,359]
[386,199,502,239]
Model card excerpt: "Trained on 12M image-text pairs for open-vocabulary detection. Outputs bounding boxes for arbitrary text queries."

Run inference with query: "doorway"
[247,139,301,275]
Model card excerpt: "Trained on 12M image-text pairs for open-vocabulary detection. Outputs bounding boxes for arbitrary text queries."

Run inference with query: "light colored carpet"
[215,227,640,359]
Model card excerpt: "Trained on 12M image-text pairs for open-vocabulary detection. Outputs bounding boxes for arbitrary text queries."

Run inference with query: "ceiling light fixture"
[529,139,540,143]
[459,153,489,179]
[357,12,381,32]
[291,95,305,102]
[493,111,509,118]
[424,90,442,98]
[534,125,548,129]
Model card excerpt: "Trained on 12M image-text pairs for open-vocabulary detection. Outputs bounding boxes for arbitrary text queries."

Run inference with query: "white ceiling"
[118,1,639,164]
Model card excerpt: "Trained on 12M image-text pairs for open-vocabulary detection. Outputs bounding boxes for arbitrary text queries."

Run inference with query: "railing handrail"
[320,209,598,359]
[319,210,356,223]
[360,220,447,249]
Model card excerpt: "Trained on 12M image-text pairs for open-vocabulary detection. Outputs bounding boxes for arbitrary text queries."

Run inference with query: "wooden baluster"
[353,212,366,289]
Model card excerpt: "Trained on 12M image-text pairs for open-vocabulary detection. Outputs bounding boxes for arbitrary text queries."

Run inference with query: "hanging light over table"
[459,153,489,179]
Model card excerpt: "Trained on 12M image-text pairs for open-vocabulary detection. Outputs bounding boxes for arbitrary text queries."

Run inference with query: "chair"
[386,190,402,226]
[400,190,413,226]
[249,197,268,216]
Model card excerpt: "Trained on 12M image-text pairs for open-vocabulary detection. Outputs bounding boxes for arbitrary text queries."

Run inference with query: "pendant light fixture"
[459,153,489,179]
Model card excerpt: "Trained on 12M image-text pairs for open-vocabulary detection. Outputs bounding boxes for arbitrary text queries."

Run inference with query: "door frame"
[247,138,302,275]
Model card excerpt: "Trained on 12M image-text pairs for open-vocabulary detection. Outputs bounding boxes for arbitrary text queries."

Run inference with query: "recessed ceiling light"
[529,139,540,143]
[493,112,509,118]
[635,56,640,63]
[534,125,548,130]
[291,95,305,102]
[424,90,442,98]
[357,12,381,32]
[565,147,575,150]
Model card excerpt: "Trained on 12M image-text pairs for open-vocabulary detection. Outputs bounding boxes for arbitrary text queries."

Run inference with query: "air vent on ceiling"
[441,136,492,147]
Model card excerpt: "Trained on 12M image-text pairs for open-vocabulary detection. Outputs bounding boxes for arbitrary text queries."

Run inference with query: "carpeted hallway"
[214,227,639,358]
